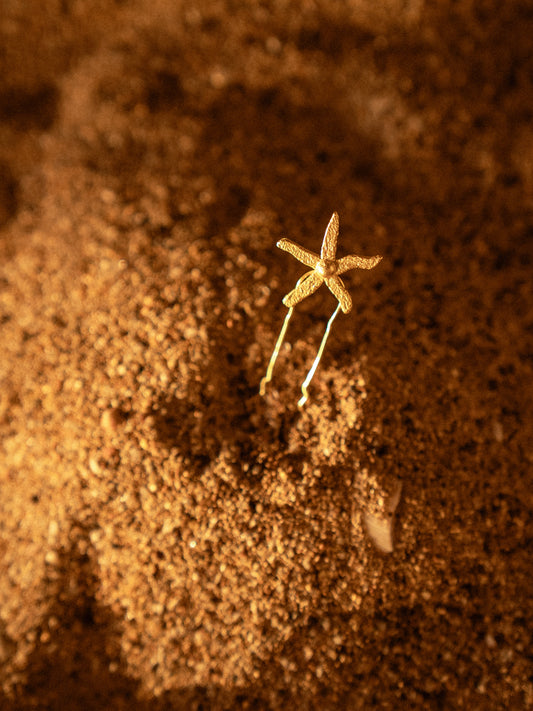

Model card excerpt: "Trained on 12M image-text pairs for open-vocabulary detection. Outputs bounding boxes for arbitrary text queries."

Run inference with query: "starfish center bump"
[316,259,337,278]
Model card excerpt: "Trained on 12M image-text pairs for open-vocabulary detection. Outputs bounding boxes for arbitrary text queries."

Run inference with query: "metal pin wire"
[260,275,341,407]
[297,302,341,407]
[259,272,313,397]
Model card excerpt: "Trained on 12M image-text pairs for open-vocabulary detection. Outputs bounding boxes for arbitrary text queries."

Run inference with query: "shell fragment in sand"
[364,480,402,553]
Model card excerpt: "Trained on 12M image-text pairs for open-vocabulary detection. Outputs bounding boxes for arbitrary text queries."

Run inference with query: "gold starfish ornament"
[260,212,382,407]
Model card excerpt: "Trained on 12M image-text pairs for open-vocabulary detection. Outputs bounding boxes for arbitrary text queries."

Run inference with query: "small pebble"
[101,407,126,432]
[45,550,59,566]
[89,457,101,474]
[48,520,59,543]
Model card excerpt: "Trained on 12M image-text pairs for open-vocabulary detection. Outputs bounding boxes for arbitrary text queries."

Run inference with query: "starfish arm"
[325,275,352,313]
[277,239,320,269]
[320,212,339,260]
[336,253,382,274]
[282,271,323,308]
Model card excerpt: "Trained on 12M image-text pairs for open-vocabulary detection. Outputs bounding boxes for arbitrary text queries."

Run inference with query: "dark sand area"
[1,1,532,708]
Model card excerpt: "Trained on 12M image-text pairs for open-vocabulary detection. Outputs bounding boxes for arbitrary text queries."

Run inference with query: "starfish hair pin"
[260,212,382,407]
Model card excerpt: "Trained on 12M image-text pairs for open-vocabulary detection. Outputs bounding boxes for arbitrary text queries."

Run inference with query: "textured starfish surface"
[277,212,382,313]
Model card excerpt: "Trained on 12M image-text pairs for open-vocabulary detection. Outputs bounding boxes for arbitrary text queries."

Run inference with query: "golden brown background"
[1,1,532,708]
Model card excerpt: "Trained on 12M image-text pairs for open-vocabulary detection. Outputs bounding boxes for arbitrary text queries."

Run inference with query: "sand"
[1,1,532,708]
